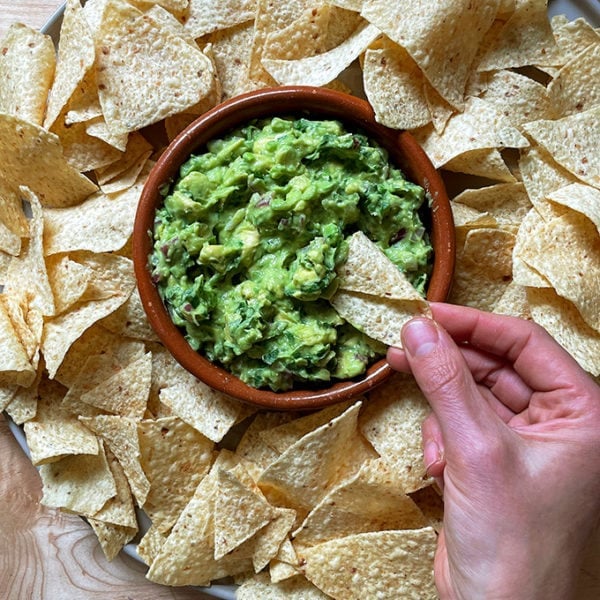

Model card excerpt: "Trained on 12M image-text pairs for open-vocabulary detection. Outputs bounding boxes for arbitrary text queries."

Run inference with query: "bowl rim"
[133,85,455,411]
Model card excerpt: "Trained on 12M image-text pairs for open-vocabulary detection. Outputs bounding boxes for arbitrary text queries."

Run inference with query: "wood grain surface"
[1,2,599,600]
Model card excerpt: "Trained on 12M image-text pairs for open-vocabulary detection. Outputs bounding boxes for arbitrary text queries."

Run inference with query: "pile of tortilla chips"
[1,0,599,598]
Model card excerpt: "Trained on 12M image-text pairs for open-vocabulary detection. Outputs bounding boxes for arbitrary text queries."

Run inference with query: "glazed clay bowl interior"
[133,86,455,411]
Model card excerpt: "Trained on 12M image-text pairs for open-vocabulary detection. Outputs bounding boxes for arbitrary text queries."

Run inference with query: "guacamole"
[150,116,432,391]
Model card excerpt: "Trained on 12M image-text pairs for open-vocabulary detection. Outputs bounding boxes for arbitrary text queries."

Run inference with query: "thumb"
[401,317,496,446]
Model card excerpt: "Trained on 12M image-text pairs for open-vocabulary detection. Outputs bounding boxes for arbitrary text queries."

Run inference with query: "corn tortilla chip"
[522,106,600,189]
[476,0,562,71]
[0,296,36,387]
[214,467,276,560]
[517,211,600,332]
[138,416,214,533]
[361,0,498,109]
[23,377,99,466]
[547,43,600,118]
[527,287,600,376]
[237,572,329,599]
[92,446,138,529]
[363,39,431,130]
[183,0,256,38]
[0,23,56,126]
[299,528,437,599]
[358,373,432,493]
[546,183,600,235]
[79,351,152,419]
[261,22,380,87]
[88,519,137,561]
[44,0,96,130]
[159,378,247,443]
[80,414,151,507]
[39,441,117,517]
[414,97,529,169]
[96,0,216,136]
[41,292,133,379]
[4,188,55,317]
[293,457,427,547]
[257,402,373,516]
[0,113,98,208]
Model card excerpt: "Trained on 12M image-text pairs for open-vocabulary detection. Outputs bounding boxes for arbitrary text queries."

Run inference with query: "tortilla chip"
[39,441,117,517]
[159,378,247,443]
[92,446,138,529]
[88,519,137,561]
[444,148,517,182]
[23,377,99,466]
[95,0,216,136]
[234,412,295,472]
[414,97,529,168]
[79,351,151,419]
[183,0,256,38]
[261,22,380,86]
[452,182,532,234]
[0,295,36,387]
[4,374,40,425]
[214,467,277,560]
[138,416,214,532]
[41,292,133,379]
[477,69,552,127]
[0,113,98,208]
[4,189,55,317]
[0,23,56,126]
[80,414,151,507]
[518,146,578,221]
[517,211,600,332]
[293,458,427,547]
[547,43,600,118]
[249,0,313,85]
[50,116,126,173]
[449,227,515,311]
[522,106,600,189]
[207,22,258,101]
[258,402,374,518]
[492,281,532,320]
[358,373,432,493]
[237,572,329,599]
[476,0,562,71]
[43,170,148,256]
[552,16,600,61]
[363,39,431,130]
[331,290,428,348]
[361,0,498,109]
[546,183,600,235]
[527,287,600,376]
[146,465,252,586]
[299,528,437,599]
[259,401,354,454]
[61,340,146,418]
[44,0,96,130]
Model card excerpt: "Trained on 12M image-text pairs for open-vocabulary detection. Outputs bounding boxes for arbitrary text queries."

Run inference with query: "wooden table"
[1,2,600,599]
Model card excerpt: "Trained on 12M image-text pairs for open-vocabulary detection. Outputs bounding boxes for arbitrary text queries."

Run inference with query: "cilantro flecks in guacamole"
[150,117,432,391]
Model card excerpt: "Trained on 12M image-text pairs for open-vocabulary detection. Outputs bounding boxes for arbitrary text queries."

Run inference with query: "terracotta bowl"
[133,86,455,411]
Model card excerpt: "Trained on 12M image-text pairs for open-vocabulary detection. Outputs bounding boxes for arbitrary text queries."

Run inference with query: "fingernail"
[402,318,439,357]
[423,439,441,473]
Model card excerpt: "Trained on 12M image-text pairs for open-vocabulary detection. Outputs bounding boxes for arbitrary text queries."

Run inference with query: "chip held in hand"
[331,231,432,348]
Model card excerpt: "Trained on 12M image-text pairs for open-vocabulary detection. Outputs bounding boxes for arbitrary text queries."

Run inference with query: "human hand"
[387,303,600,600]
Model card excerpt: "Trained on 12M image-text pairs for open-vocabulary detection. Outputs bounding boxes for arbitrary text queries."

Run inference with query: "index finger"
[429,303,590,393]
